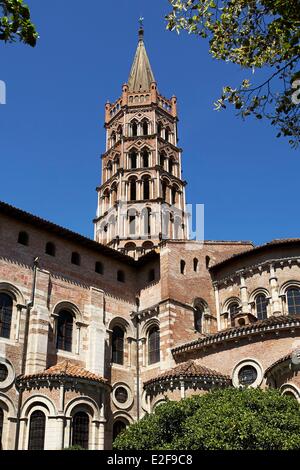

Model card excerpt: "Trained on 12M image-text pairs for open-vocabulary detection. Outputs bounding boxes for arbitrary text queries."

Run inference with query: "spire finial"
[138,16,144,41]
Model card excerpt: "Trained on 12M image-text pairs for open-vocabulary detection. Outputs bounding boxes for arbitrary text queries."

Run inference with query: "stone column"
[213,283,221,331]
[269,263,282,315]
[239,273,249,313]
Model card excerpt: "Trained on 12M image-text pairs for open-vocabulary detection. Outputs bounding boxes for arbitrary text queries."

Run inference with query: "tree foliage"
[114,388,300,450]
[166,0,300,148]
[0,0,37,46]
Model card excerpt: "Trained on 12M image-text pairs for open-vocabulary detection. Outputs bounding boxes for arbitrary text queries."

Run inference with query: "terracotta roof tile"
[210,238,300,271]
[20,360,107,384]
[172,315,300,356]
[144,360,230,387]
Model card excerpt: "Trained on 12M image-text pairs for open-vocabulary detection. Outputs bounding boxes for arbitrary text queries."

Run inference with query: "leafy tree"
[0,0,37,46]
[114,388,300,450]
[166,1,300,148]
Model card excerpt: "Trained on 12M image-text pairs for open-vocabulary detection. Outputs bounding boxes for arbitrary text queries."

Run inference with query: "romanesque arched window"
[113,419,129,442]
[148,326,160,365]
[45,242,56,257]
[0,293,13,339]
[171,185,178,205]
[128,209,136,236]
[28,411,46,451]
[72,412,89,450]
[142,120,149,136]
[95,261,104,275]
[71,252,81,266]
[162,179,167,201]
[256,294,268,320]
[142,207,151,236]
[0,408,3,450]
[194,306,203,333]
[142,149,149,168]
[129,178,137,201]
[111,131,116,147]
[143,176,150,200]
[18,231,29,246]
[169,158,175,175]
[287,287,300,315]
[56,310,73,352]
[180,260,186,275]
[129,150,137,169]
[117,270,125,283]
[228,302,240,319]
[157,122,163,137]
[112,326,125,365]
[193,258,199,273]
[160,152,166,168]
[131,120,138,137]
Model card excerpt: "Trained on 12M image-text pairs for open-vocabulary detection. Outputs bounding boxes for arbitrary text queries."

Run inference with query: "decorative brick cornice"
[172,315,300,358]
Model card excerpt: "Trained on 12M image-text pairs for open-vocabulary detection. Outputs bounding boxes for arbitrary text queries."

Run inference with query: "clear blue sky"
[0,0,299,246]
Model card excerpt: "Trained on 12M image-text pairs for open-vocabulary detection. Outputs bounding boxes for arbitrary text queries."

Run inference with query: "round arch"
[0,281,25,305]
[52,301,82,322]
[20,395,57,419]
[65,396,100,420]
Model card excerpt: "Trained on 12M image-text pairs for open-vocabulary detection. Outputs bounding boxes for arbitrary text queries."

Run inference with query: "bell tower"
[94,23,189,257]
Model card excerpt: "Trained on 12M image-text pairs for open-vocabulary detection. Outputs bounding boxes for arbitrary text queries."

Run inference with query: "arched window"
[71,252,81,266]
[107,160,112,178]
[194,306,203,333]
[162,180,167,201]
[111,132,116,147]
[28,411,46,451]
[117,270,125,283]
[143,176,150,200]
[132,121,138,137]
[206,256,210,269]
[129,178,137,201]
[180,260,186,275]
[165,127,170,142]
[113,419,129,442]
[142,149,149,168]
[129,151,137,169]
[148,326,160,365]
[142,121,149,136]
[256,294,268,320]
[143,207,151,236]
[193,258,199,273]
[112,326,125,365]
[72,412,89,450]
[0,293,13,339]
[45,242,56,257]
[128,210,136,236]
[228,302,240,318]
[171,186,177,205]
[56,310,73,352]
[160,153,166,168]
[95,261,104,275]
[18,231,29,246]
[287,287,300,315]
[157,122,162,137]
[169,158,174,175]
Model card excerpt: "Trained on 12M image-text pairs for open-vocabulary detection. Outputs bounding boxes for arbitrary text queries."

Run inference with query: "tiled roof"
[210,238,300,271]
[265,353,292,375]
[20,361,107,384]
[0,200,158,266]
[172,315,300,357]
[144,360,230,387]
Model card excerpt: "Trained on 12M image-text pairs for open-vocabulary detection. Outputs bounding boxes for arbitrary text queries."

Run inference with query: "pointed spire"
[128,20,155,93]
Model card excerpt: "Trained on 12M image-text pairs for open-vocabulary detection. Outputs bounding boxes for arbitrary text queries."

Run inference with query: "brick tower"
[94,23,189,258]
